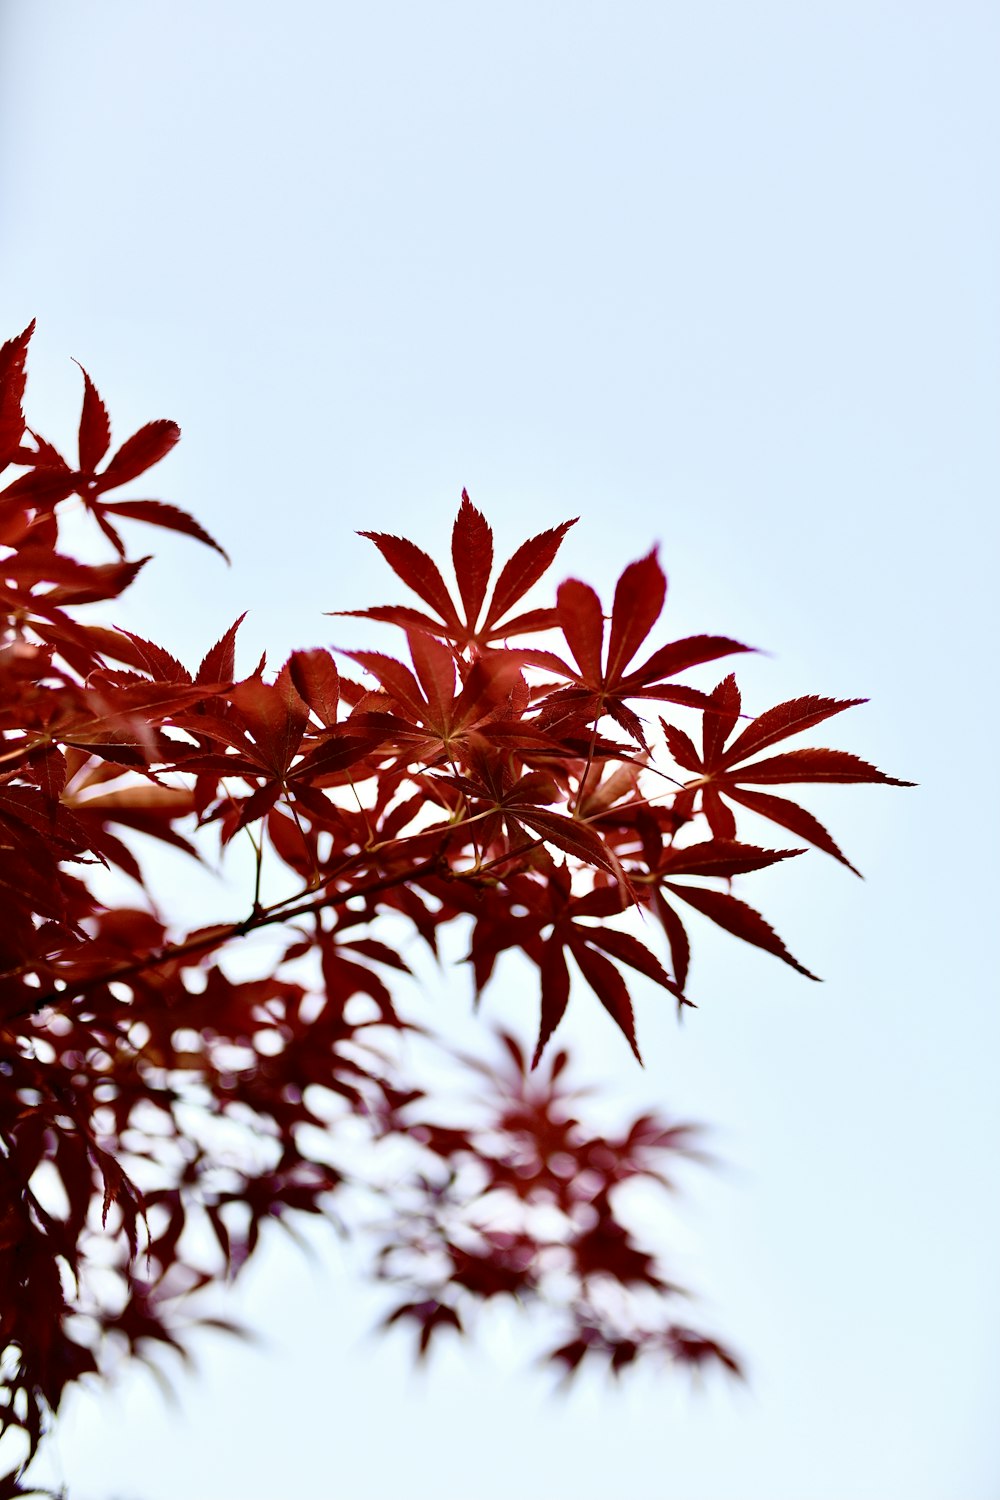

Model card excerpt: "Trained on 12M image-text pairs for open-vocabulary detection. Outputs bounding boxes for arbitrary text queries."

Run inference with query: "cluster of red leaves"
[0,324,909,1494]
[372,1032,741,1381]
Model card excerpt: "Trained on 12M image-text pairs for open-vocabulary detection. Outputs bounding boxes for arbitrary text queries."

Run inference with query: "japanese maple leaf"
[441,754,632,889]
[4,616,244,777]
[0,320,34,473]
[452,859,678,1065]
[0,546,151,679]
[519,548,751,744]
[638,835,816,988]
[531,880,686,1066]
[0,361,227,559]
[174,649,387,837]
[174,666,343,838]
[339,629,528,767]
[33,673,225,770]
[339,490,576,650]
[661,675,915,873]
[461,866,683,1066]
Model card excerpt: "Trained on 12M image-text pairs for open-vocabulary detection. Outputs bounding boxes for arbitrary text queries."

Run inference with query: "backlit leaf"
[451,490,493,627]
[723,784,860,873]
[557,578,605,682]
[196,613,246,685]
[665,881,818,979]
[605,548,666,682]
[533,939,571,1067]
[74,363,111,472]
[732,748,914,786]
[358,529,459,625]
[570,940,642,1062]
[485,517,576,626]
[100,499,229,561]
[97,419,180,489]
[289,647,340,727]
[722,693,868,765]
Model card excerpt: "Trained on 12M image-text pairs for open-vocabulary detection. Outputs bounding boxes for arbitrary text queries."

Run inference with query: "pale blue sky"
[2,3,999,1497]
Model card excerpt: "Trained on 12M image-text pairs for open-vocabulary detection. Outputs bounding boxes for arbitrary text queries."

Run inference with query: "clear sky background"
[2,3,998,1497]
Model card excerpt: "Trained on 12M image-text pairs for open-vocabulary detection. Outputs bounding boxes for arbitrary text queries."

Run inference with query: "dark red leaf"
[515,807,627,887]
[722,693,868,766]
[702,786,738,839]
[485,517,576,627]
[660,720,702,772]
[660,839,803,879]
[196,614,246,685]
[0,319,33,468]
[652,888,692,991]
[546,1337,590,1376]
[26,746,68,804]
[40,555,149,606]
[702,675,741,767]
[332,603,447,636]
[570,939,642,1062]
[533,938,571,1067]
[509,770,561,805]
[221,781,283,840]
[408,629,457,726]
[731,748,914,786]
[96,419,180,489]
[0,464,75,506]
[100,499,229,561]
[556,578,604,682]
[451,490,493,627]
[343,649,427,721]
[384,1300,462,1356]
[722,784,861,874]
[570,886,630,920]
[624,635,752,688]
[666,1327,743,1376]
[339,937,412,973]
[358,529,459,625]
[665,881,818,979]
[108,627,190,683]
[228,677,308,775]
[580,926,684,1001]
[73,362,111,472]
[507,645,577,678]
[488,605,560,637]
[605,548,666,682]
[288,648,340,727]
[290,727,388,780]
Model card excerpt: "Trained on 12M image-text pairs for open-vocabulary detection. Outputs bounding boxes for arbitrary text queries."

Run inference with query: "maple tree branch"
[11,797,550,1023]
[469,839,539,877]
[13,857,445,1023]
[282,790,320,888]
[244,823,264,910]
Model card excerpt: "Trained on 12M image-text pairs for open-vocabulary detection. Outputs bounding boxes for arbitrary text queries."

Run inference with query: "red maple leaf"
[518,548,752,744]
[662,675,914,873]
[0,358,226,560]
[340,489,576,650]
